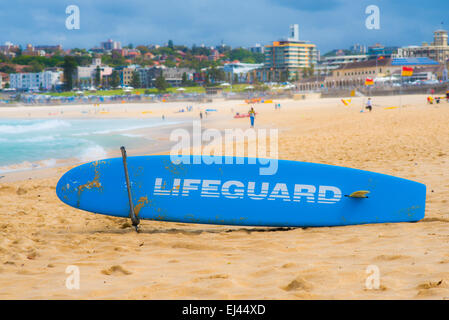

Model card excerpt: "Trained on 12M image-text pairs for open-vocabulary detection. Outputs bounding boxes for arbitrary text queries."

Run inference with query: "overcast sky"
[1,0,448,53]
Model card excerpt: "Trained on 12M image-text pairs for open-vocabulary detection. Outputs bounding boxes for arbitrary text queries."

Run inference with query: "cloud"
[268,0,342,12]
[0,0,447,54]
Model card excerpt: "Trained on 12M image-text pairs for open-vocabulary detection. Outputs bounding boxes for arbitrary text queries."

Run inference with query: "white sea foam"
[0,136,57,143]
[120,133,144,138]
[0,120,71,134]
[71,132,90,137]
[92,121,180,135]
[0,158,58,174]
[78,145,108,162]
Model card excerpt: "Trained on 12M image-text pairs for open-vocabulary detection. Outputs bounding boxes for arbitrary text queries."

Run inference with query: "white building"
[288,24,300,42]
[250,44,265,54]
[397,30,449,64]
[101,39,122,51]
[316,54,369,76]
[75,58,113,87]
[223,62,264,83]
[10,71,62,91]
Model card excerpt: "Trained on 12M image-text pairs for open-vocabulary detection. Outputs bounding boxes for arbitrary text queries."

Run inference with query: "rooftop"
[337,57,440,70]
[391,57,440,66]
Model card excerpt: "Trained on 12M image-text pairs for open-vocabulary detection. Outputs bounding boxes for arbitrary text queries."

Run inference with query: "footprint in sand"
[16,187,27,196]
[416,280,445,297]
[416,280,444,290]
[374,254,410,261]
[101,265,132,276]
[282,277,313,292]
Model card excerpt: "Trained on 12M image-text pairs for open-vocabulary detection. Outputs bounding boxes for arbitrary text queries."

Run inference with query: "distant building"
[34,45,63,53]
[223,62,264,83]
[133,66,195,88]
[324,57,440,88]
[123,48,141,59]
[0,42,19,58]
[263,25,318,81]
[288,24,300,42]
[398,29,449,64]
[367,43,399,58]
[316,54,369,76]
[75,58,113,88]
[101,39,122,51]
[194,72,207,84]
[250,44,265,54]
[115,66,137,86]
[0,72,10,87]
[350,44,367,54]
[209,49,220,61]
[10,70,63,91]
[22,44,45,57]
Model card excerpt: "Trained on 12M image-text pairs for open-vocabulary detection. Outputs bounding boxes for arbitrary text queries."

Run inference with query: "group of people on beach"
[427,90,449,105]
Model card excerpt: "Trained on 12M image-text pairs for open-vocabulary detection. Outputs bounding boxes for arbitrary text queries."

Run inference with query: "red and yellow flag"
[402,67,414,77]
[365,78,374,86]
[377,56,385,60]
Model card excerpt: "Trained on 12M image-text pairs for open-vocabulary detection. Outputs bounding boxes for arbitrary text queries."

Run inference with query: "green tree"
[63,56,78,91]
[110,70,120,88]
[155,73,168,92]
[168,40,174,50]
[136,45,149,55]
[280,70,288,82]
[95,66,101,87]
[0,65,16,74]
[131,71,141,88]
[181,72,188,85]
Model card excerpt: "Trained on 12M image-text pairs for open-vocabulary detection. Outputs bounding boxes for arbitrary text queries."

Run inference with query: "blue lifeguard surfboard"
[56,155,426,227]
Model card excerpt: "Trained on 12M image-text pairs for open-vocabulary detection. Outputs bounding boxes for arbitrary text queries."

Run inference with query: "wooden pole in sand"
[120,146,140,231]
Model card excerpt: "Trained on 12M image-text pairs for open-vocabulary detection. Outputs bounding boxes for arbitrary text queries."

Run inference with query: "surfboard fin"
[347,190,370,198]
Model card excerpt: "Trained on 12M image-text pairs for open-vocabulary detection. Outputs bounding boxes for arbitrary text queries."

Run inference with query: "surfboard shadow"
[84,226,300,235]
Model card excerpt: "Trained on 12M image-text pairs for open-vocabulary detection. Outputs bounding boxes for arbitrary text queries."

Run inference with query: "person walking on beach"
[365,98,373,112]
[249,107,256,128]
[199,111,203,120]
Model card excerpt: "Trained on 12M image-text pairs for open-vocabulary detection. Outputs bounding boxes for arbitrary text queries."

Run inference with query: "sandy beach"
[0,94,448,299]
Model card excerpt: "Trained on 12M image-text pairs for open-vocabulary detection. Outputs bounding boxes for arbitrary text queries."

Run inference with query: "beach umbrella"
[220,83,231,87]
[176,88,186,91]
[245,85,254,90]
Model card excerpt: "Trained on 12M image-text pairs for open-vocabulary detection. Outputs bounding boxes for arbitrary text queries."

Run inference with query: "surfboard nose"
[56,172,74,206]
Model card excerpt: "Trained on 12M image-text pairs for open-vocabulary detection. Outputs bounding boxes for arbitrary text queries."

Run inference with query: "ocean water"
[0,118,177,173]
